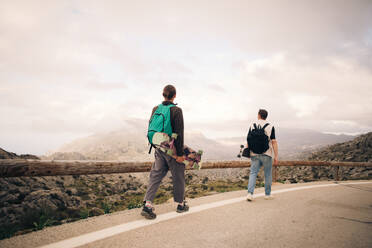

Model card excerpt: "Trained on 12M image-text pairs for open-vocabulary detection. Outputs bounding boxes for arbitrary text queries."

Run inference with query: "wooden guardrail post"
[273,164,278,182]
[335,166,340,181]
[274,165,279,182]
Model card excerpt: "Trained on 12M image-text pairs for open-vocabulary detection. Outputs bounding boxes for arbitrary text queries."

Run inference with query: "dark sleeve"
[270,126,276,140]
[171,107,184,156]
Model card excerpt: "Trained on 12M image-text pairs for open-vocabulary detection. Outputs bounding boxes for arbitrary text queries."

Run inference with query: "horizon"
[1,125,367,156]
[1,1,372,155]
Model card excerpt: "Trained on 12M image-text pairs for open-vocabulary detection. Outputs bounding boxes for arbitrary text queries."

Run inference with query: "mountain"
[182,131,236,161]
[45,152,88,160]
[218,128,355,160]
[0,147,39,160]
[45,129,151,161]
[44,130,235,161]
[308,132,372,162]
[45,127,357,161]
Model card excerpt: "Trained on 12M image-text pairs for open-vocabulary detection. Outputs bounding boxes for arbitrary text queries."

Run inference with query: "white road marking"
[39,181,372,248]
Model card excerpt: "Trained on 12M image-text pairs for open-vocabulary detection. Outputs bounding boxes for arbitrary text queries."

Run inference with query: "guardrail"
[1,160,371,181]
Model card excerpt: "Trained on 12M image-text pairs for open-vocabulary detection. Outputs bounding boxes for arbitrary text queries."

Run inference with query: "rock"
[35,198,58,211]
[23,202,37,210]
[24,190,49,202]
[0,191,8,199]
[1,194,18,204]
[7,184,20,194]
[11,206,24,216]
[65,207,81,218]
[50,190,66,201]
[125,189,141,195]
[8,178,26,187]
[89,207,104,216]
[65,188,78,196]
[62,176,75,187]
[66,196,82,207]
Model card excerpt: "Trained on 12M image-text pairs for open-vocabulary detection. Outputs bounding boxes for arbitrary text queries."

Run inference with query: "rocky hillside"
[308,132,372,162]
[0,148,39,160]
[1,162,370,240]
[0,170,250,240]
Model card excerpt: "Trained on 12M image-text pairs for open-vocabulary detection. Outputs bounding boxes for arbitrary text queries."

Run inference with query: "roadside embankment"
[1,165,371,240]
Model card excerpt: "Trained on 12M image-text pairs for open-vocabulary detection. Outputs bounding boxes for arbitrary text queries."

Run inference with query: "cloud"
[287,94,326,118]
[0,0,371,154]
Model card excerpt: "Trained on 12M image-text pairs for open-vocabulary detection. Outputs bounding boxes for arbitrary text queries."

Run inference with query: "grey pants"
[144,149,186,203]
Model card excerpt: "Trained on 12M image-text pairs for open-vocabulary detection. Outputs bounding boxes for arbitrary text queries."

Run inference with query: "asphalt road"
[1,181,371,248]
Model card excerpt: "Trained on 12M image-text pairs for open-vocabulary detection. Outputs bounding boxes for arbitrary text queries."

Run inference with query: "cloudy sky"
[1,0,372,155]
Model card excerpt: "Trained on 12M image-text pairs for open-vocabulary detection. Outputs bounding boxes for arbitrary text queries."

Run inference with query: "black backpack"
[248,123,270,154]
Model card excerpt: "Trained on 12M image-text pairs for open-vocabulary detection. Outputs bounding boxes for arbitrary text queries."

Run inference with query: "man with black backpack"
[141,85,189,219]
[246,109,278,201]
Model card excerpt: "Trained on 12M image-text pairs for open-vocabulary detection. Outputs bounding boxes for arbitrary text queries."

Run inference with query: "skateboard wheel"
[171,133,178,139]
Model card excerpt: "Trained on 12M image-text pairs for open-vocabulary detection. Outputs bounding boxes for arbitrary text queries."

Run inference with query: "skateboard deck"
[152,132,203,169]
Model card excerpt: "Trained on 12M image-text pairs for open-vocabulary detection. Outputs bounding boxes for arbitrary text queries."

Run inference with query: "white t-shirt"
[248,120,276,157]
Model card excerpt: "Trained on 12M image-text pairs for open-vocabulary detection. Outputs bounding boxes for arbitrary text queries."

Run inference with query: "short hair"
[163,85,176,100]
[258,109,268,120]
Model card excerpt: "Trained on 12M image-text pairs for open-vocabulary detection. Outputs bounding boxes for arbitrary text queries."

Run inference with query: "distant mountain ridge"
[308,132,372,162]
[44,127,357,161]
[217,128,355,160]
[45,129,150,161]
[0,147,39,160]
[44,130,236,161]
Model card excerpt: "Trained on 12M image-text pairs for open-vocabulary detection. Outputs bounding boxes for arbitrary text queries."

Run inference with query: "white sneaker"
[264,195,274,200]
[246,193,253,201]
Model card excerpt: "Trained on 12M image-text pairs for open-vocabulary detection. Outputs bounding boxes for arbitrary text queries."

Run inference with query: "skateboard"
[152,132,203,169]
[237,144,250,158]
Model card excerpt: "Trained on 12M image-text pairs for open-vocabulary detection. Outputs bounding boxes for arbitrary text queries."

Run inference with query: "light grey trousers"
[144,149,186,203]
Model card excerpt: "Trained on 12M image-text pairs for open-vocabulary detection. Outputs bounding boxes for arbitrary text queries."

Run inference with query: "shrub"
[79,209,89,219]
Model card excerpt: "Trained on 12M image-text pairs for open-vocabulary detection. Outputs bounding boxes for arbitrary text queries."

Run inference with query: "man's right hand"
[176,156,185,163]
[273,157,278,165]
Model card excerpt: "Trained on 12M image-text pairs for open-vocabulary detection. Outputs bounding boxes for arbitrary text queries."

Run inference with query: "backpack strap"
[148,144,156,154]
[252,123,269,130]
[148,144,153,154]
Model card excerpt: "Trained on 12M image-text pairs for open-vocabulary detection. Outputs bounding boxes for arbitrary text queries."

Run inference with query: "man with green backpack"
[142,85,189,219]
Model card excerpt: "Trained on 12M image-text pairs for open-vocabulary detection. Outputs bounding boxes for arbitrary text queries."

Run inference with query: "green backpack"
[147,104,174,153]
